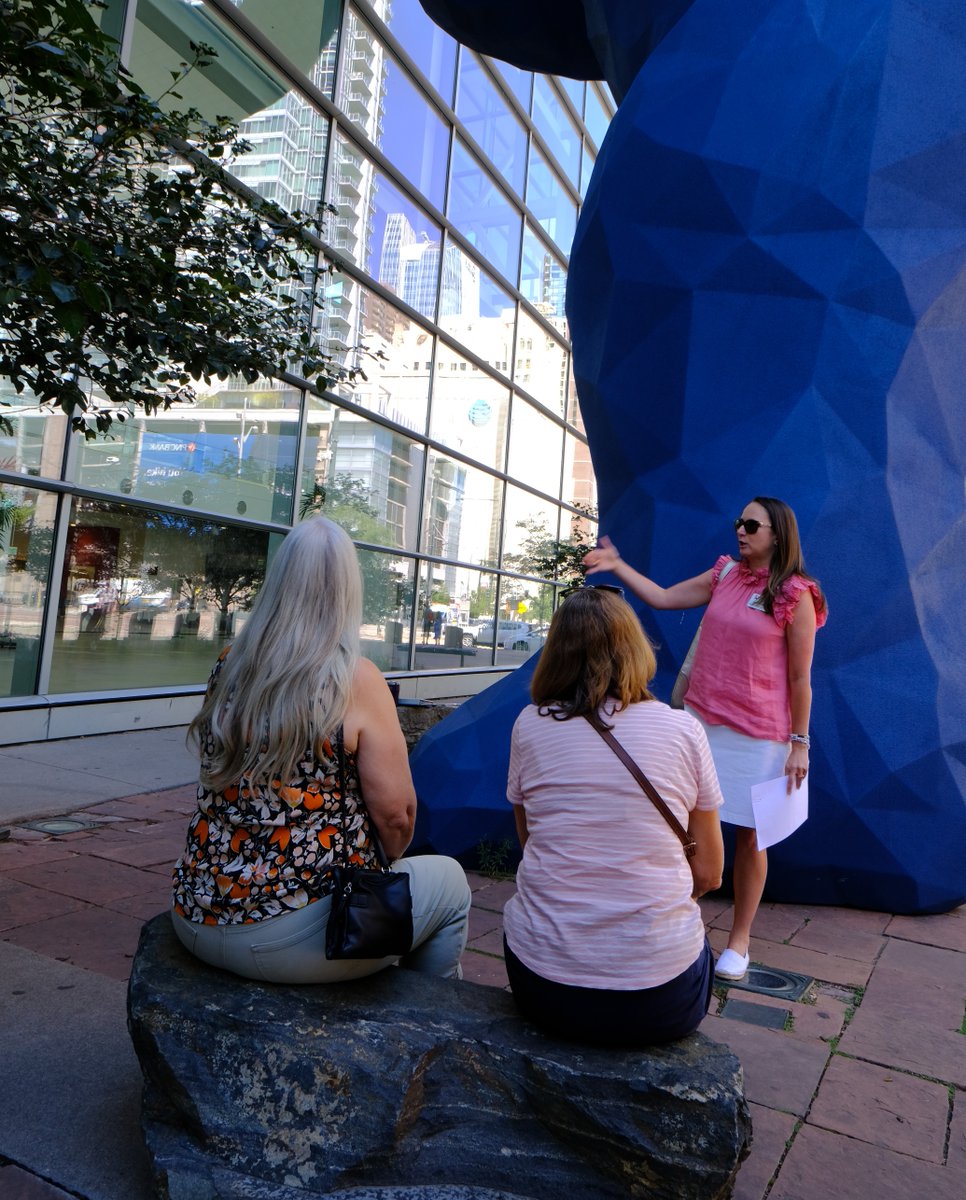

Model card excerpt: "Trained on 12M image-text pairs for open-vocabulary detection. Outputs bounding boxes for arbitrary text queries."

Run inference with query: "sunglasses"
[734,517,772,535]
[562,581,625,599]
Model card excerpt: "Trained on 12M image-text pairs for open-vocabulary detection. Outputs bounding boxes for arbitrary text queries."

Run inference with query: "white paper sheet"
[750,774,808,850]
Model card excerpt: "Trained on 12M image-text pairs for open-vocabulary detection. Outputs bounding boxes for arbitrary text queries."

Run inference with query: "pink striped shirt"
[504,700,722,990]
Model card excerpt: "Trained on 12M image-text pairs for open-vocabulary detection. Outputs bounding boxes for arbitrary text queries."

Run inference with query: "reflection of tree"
[300,475,403,626]
[201,533,266,635]
[502,504,598,623]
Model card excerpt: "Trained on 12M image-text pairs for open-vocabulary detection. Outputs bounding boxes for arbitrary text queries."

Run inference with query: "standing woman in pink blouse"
[583,497,827,980]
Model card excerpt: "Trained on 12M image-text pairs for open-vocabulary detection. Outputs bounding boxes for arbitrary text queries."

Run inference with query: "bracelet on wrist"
[789,733,810,748]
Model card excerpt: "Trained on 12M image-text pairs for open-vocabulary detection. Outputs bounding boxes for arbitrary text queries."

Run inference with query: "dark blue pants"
[504,936,714,1046]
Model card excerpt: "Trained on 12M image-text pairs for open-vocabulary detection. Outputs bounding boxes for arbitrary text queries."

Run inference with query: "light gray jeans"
[170,855,471,983]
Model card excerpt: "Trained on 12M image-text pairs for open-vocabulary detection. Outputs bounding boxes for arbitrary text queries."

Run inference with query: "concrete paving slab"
[3,905,146,981]
[731,903,810,944]
[786,921,886,963]
[460,949,509,989]
[839,1004,966,1088]
[3,853,155,905]
[886,907,966,953]
[874,931,966,988]
[0,941,154,1200]
[769,1122,962,1200]
[0,728,195,825]
[949,1089,966,1172]
[701,1018,829,1116]
[467,877,517,912]
[732,1103,797,1200]
[708,928,874,989]
[0,876,91,934]
[806,1053,950,1162]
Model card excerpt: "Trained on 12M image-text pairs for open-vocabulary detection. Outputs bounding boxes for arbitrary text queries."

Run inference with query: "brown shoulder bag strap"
[584,714,697,859]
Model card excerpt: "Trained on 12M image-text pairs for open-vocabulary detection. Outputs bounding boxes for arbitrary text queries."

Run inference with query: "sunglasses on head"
[562,581,625,599]
[734,517,772,535]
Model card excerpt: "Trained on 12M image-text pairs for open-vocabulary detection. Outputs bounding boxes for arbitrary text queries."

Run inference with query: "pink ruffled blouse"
[685,555,827,742]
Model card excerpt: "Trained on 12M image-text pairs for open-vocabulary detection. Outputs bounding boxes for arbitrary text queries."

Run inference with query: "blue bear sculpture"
[412,0,966,913]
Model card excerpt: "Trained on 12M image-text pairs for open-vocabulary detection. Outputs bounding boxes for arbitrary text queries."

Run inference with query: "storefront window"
[0,483,56,698]
[49,498,278,694]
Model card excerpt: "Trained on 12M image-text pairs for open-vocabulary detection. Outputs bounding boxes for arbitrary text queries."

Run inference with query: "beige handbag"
[669,558,736,709]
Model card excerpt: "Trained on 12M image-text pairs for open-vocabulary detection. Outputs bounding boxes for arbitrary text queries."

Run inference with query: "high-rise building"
[0,0,612,741]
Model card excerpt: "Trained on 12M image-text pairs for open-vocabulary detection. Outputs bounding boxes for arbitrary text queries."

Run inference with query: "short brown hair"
[530,587,656,721]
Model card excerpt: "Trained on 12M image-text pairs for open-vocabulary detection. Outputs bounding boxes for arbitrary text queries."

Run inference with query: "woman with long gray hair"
[171,516,470,982]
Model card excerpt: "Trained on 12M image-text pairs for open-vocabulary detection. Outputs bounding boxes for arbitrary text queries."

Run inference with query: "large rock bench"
[128,916,752,1199]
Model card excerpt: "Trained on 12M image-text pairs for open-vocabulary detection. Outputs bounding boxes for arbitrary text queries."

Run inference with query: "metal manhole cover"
[721,964,813,1001]
[23,817,95,835]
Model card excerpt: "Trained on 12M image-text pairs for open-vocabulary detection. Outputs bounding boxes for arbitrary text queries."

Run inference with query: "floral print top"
[172,656,380,925]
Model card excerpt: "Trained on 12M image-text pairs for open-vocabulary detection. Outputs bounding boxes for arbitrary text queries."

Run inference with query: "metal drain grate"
[721,964,813,1001]
[23,816,96,836]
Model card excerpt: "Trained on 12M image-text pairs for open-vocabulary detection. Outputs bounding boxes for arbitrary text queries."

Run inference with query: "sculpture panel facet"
[412,1,966,913]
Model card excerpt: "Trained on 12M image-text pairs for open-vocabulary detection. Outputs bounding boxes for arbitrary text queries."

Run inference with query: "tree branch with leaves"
[0,0,346,440]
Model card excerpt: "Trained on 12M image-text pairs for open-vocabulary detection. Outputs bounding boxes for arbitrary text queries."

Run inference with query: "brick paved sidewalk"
[1,784,964,1199]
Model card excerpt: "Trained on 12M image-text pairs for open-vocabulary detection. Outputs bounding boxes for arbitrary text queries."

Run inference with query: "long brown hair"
[530,587,656,722]
[752,496,827,618]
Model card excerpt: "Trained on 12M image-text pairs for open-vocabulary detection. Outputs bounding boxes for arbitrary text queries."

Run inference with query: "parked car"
[473,619,532,648]
[507,625,549,654]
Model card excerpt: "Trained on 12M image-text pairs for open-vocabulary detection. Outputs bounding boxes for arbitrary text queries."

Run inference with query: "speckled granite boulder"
[128,916,751,1199]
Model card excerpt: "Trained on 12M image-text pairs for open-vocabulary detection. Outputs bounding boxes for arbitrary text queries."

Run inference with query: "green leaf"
[49,281,78,303]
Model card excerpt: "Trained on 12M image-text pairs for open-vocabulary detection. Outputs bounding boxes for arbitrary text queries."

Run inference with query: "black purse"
[324,730,414,960]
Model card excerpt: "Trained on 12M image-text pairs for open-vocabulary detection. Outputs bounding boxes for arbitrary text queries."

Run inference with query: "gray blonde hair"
[188,516,363,791]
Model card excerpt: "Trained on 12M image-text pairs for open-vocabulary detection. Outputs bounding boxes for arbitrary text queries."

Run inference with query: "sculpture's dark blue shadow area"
[414,1,966,912]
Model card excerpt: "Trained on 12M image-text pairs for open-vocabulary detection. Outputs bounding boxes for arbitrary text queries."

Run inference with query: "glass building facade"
[0,0,610,734]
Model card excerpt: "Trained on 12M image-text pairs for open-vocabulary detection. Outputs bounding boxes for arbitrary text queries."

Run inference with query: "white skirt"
[686,708,788,829]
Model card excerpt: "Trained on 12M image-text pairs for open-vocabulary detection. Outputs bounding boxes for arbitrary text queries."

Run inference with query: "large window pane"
[410,559,484,668]
[456,54,526,196]
[0,382,68,482]
[556,76,585,112]
[421,450,503,569]
[527,145,577,252]
[507,398,563,498]
[520,224,567,318]
[447,139,522,285]
[429,348,510,472]
[486,58,532,111]
[337,13,449,209]
[563,432,597,513]
[580,142,595,199]
[514,308,570,418]
[314,274,431,436]
[0,483,56,698]
[437,240,516,371]
[531,76,581,186]
[502,486,559,570]
[384,0,458,104]
[129,0,334,213]
[69,382,302,525]
[584,84,612,151]
[50,498,278,694]
[327,151,445,320]
[359,548,415,671]
[301,403,424,553]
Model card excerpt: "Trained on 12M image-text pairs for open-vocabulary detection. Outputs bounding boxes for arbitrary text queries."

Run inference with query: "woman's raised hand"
[583,534,621,575]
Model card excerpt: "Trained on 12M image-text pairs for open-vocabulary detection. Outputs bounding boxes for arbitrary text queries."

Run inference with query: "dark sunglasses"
[562,581,625,599]
[734,517,772,534]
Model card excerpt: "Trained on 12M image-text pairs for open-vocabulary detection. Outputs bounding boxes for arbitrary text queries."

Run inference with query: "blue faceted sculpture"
[414,1,966,913]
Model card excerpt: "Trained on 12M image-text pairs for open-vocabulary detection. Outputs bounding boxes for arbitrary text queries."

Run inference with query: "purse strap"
[335,727,391,871]
[584,713,697,859]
